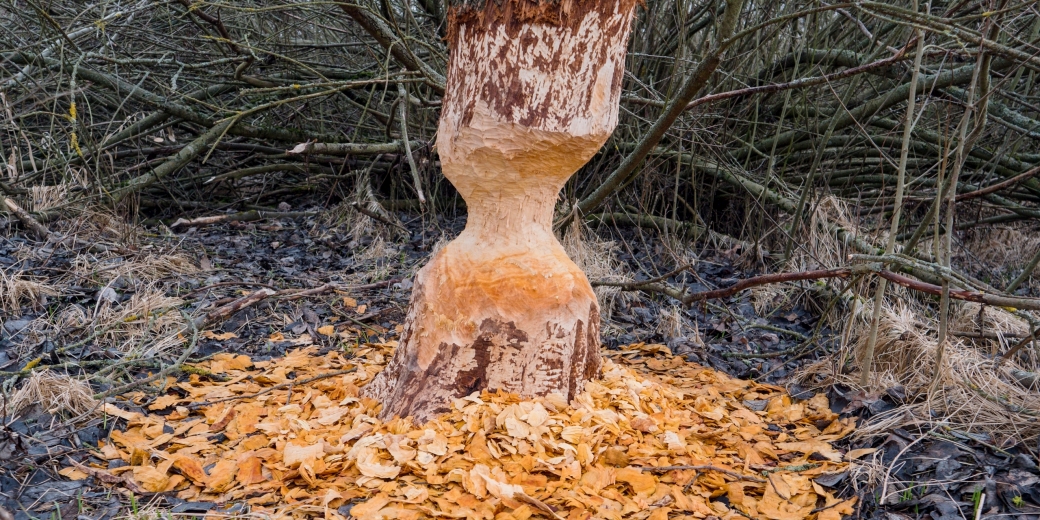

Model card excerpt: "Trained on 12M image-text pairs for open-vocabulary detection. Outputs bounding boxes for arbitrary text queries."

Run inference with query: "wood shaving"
[71,342,856,519]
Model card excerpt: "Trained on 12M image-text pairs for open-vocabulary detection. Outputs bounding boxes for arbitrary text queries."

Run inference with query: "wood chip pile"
[62,342,858,520]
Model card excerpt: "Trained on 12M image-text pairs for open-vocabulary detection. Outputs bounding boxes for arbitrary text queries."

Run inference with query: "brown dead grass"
[90,287,187,357]
[7,370,98,419]
[749,285,792,317]
[69,252,197,288]
[784,200,1040,447]
[961,224,1040,271]
[562,218,635,321]
[0,268,59,313]
[27,183,70,213]
[800,294,1040,447]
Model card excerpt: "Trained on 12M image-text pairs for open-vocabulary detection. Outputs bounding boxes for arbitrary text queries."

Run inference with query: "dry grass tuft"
[350,234,398,283]
[27,183,70,212]
[90,287,187,357]
[788,204,1040,447]
[801,300,1040,446]
[960,224,1040,270]
[69,251,196,289]
[777,196,873,317]
[749,284,791,316]
[562,219,634,320]
[0,268,59,312]
[797,196,859,270]
[49,208,140,246]
[318,196,405,283]
[655,304,685,338]
[7,371,98,419]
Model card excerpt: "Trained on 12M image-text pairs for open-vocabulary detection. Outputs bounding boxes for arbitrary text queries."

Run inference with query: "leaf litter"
[66,341,857,519]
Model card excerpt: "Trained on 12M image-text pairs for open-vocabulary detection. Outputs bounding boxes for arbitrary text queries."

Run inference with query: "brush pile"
[64,342,857,520]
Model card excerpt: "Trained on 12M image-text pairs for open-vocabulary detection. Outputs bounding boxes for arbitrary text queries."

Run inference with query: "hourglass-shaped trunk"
[362,0,639,423]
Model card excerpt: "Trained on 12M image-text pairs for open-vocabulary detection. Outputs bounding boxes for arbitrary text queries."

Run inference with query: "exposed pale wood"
[363,0,639,423]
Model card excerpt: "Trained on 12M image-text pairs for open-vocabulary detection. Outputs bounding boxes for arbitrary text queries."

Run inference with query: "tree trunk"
[362,0,639,423]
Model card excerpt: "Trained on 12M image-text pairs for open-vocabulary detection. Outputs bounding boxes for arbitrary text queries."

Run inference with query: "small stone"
[2,320,30,333]
[97,287,119,303]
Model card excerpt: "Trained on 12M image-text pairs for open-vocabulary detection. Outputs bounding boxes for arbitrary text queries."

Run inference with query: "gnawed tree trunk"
[362,0,640,423]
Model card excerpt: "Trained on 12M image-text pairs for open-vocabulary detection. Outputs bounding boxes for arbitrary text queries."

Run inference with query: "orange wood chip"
[68,343,856,519]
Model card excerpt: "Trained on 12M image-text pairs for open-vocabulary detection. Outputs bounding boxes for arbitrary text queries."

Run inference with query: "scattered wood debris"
[63,342,857,519]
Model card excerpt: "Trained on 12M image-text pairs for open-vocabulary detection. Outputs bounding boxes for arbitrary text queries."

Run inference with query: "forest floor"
[1,208,1039,520]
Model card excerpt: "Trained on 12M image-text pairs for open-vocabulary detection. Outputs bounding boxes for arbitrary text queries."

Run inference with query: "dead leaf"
[202,331,237,340]
[776,440,843,462]
[284,442,325,468]
[616,467,657,497]
[131,465,169,493]
[58,467,88,480]
[206,459,237,492]
[844,448,877,461]
[818,498,857,520]
[236,454,265,486]
[356,448,401,479]
[601,447,630,467]
[71,345,855,520]
[148,394,181,410]
[102,403,141,421]
[172,454,207,484]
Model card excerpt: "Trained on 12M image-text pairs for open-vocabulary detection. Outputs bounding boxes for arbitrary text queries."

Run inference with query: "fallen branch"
[1007,245,1040,293]
[337,3,446,92]
[683,268,855,304]
[0,179,27,196]
[587,213,705,239]
[2,196,52,239]
[346,278,405,291]
[623,42,911,112]
[877,270,1040,311]
[591,264,693,289]
[271,278,405,301]
[287,140,423,156]
[997,327,1039,364]
[170,210,317,229]
[398,82,425,204]
[600,264,1040,312]
[184,281,279,297]
[112,120,233,203]
[596,267,862,305]
[956,165,1040,201]
[351,201,409,233]
[193,289,275,330]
